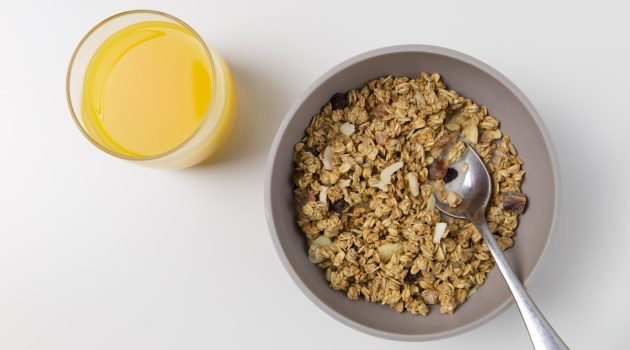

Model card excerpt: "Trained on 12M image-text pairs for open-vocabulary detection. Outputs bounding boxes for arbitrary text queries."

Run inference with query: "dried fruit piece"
[331,199,346,214]
[421,288,439,305]
[377,243,403,262]
[303,145,318,155]
[443,168,458,183]
[306,190,316,202]
[502,192,527,214]
[404,271,421,283]
[330,93,347,110]
[428,159,447,180]
[340,122,355,136]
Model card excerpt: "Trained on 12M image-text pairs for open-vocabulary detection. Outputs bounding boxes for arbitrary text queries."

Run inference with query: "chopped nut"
[370,104,388,118]
[501,192,527,214]
[421,288,439,305]
[434,132,451,148]
[375,131,389,145]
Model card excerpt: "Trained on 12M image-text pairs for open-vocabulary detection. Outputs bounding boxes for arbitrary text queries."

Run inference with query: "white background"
[1,0,629,349]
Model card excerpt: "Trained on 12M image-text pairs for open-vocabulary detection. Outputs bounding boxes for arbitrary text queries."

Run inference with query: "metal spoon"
[435,143,568,350]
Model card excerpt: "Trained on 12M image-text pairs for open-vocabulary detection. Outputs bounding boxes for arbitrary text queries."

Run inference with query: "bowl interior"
[266,46,556,340]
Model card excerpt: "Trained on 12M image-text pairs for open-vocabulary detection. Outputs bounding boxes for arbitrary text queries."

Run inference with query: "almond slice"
[321,146,333,170]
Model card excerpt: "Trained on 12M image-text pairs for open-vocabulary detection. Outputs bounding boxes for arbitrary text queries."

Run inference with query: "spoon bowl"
[435,143,492,221]
[435,143,568,350]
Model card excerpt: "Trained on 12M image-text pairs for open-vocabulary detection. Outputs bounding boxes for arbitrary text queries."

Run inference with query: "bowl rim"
[264,44,560,341]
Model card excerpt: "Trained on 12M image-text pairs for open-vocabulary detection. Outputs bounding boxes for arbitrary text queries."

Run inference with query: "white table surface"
[1,0,629,349]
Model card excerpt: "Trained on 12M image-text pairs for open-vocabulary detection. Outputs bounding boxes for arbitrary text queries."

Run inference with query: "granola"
[292,73,526,315]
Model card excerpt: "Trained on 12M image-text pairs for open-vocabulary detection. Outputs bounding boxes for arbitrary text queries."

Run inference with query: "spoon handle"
[474,219,569,350]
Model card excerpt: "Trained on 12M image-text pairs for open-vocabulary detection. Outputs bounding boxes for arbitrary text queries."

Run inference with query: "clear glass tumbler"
[66,10,236,168]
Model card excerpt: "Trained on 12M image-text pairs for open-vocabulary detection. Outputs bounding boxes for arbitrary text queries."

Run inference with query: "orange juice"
[73,14,236,167]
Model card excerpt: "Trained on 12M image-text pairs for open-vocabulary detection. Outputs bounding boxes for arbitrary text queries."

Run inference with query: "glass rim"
[65,9,218,161]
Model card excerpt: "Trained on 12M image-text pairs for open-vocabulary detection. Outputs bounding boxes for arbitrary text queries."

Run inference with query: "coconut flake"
[321,146,333,170]
[340,122,355,136]
[380,162,404,185]
[433,222,447,244]
[406,173,419,197]
[371,161,403,192]
[427,193,436,210]
[373,182,389,192]
[319,186,328,203]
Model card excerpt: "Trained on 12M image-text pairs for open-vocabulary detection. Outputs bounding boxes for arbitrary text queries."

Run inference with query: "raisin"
[331,199,347,214]
[404,271,420,283]
[428,159,447,180]
[303,145,318,155]
[330,93,347,110]
[443,168,458,183]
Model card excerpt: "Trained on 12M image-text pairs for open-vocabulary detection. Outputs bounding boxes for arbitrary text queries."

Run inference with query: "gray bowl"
[264,45,558,341]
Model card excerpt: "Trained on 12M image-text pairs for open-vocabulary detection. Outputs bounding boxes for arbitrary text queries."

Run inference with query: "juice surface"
[81,21,213,157]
